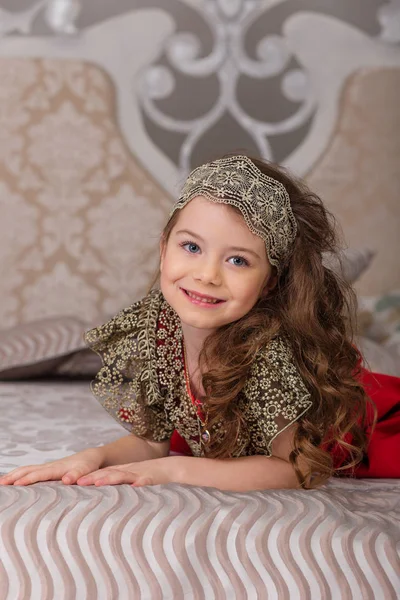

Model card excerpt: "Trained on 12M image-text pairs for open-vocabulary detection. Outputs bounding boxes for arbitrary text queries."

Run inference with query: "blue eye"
[181,241,200,253]
[229,256,249,267]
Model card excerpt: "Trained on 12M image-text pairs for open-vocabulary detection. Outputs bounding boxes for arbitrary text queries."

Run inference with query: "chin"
[182,316,221,330]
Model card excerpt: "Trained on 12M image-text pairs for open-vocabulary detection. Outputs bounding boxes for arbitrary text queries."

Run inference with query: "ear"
[261,272,278,298]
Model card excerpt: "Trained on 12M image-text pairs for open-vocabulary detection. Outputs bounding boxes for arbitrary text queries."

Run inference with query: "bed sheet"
[0,381,399,600]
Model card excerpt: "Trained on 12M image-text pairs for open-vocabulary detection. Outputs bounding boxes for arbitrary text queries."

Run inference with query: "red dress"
[351,369,400,478]
[170,368,400,479]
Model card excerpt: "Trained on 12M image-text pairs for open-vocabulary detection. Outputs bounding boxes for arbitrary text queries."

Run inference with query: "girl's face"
[160,196,276,332]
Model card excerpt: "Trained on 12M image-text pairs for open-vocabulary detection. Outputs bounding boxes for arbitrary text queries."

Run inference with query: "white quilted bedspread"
[0,382,399,600]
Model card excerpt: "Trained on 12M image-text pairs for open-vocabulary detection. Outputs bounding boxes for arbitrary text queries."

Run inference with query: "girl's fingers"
[62,468,92,485]
[78,469,137,486]
[13,467,62,486]
[1,465,146,487]
[76,468,110,485]
[95,471,136,486]
[0,465,41,485]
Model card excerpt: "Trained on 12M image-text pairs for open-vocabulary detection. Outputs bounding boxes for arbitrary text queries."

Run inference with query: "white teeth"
[186,291,219,303]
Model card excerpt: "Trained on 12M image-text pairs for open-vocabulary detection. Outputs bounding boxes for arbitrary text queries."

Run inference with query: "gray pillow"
[323,247,375,283]
[0,316,88,380]
[54,348,102,378]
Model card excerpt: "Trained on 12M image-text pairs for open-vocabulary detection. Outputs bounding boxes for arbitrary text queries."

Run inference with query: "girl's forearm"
[95,434,170,468]
[164,455,300,491]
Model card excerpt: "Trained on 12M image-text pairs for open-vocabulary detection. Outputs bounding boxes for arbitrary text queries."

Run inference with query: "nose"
[193,256,222,286]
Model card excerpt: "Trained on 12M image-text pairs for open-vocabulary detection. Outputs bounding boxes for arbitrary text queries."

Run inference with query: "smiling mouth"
[182,288,225,304]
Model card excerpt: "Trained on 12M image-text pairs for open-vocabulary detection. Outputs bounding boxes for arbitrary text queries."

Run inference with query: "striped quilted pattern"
[0,317,87,374]
[0,479,399,599]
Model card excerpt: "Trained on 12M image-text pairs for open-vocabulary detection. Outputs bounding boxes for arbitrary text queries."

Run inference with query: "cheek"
[159,267,173,300]
[235,274,265,300]
[160,252,182,281]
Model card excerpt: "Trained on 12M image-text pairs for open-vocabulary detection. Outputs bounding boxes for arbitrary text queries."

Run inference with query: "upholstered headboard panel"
[0,58,399,328]
[0,58,172,328]
[306,67,400,297]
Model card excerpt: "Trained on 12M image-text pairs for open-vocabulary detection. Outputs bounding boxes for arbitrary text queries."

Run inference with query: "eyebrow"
[175,229,262,260]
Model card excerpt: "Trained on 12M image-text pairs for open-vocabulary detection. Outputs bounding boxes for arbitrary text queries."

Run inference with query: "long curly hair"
[156,155,374,488]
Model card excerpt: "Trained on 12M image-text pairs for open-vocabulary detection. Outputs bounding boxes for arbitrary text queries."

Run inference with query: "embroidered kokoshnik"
[170,155,297,274]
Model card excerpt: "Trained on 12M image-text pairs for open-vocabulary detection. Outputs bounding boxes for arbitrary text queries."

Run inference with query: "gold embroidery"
[242,337,312,455]
[182,337,211,446]
[85,291,312,456]
[84,290,172,440]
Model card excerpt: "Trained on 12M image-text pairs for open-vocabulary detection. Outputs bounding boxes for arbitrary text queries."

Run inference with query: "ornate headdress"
[170,155,297,272]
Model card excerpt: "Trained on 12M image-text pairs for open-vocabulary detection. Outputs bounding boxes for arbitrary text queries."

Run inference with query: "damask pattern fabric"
[0,58,172,329]
[85,290,312,457]
[307,68,400,296]
[1,59,397,333]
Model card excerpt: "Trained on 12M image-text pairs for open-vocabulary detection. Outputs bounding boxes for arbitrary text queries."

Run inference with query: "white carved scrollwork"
[44,0,81,35]
[0,0,81,37]
[378,0,400,42]
[0,0,399,195]
[139,0,315,176]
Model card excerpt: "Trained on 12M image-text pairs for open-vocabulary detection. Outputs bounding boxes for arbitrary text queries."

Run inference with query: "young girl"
[1,155,399,491]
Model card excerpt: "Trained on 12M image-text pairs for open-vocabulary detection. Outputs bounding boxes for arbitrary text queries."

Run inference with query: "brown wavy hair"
[156,155,374,488]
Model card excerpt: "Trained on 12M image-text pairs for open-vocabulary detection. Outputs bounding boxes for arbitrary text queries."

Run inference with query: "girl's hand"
[76,458,172,488]
[0,448,104,486]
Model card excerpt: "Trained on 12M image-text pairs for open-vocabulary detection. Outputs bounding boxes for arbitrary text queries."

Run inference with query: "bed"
[0,380,399,600]
[0,53,399,599]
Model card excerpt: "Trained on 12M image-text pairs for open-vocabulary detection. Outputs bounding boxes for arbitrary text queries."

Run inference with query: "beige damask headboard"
[0,58,172,329]
[0,4,399,328]
[0,57,399,329]
[306,67,400,298]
